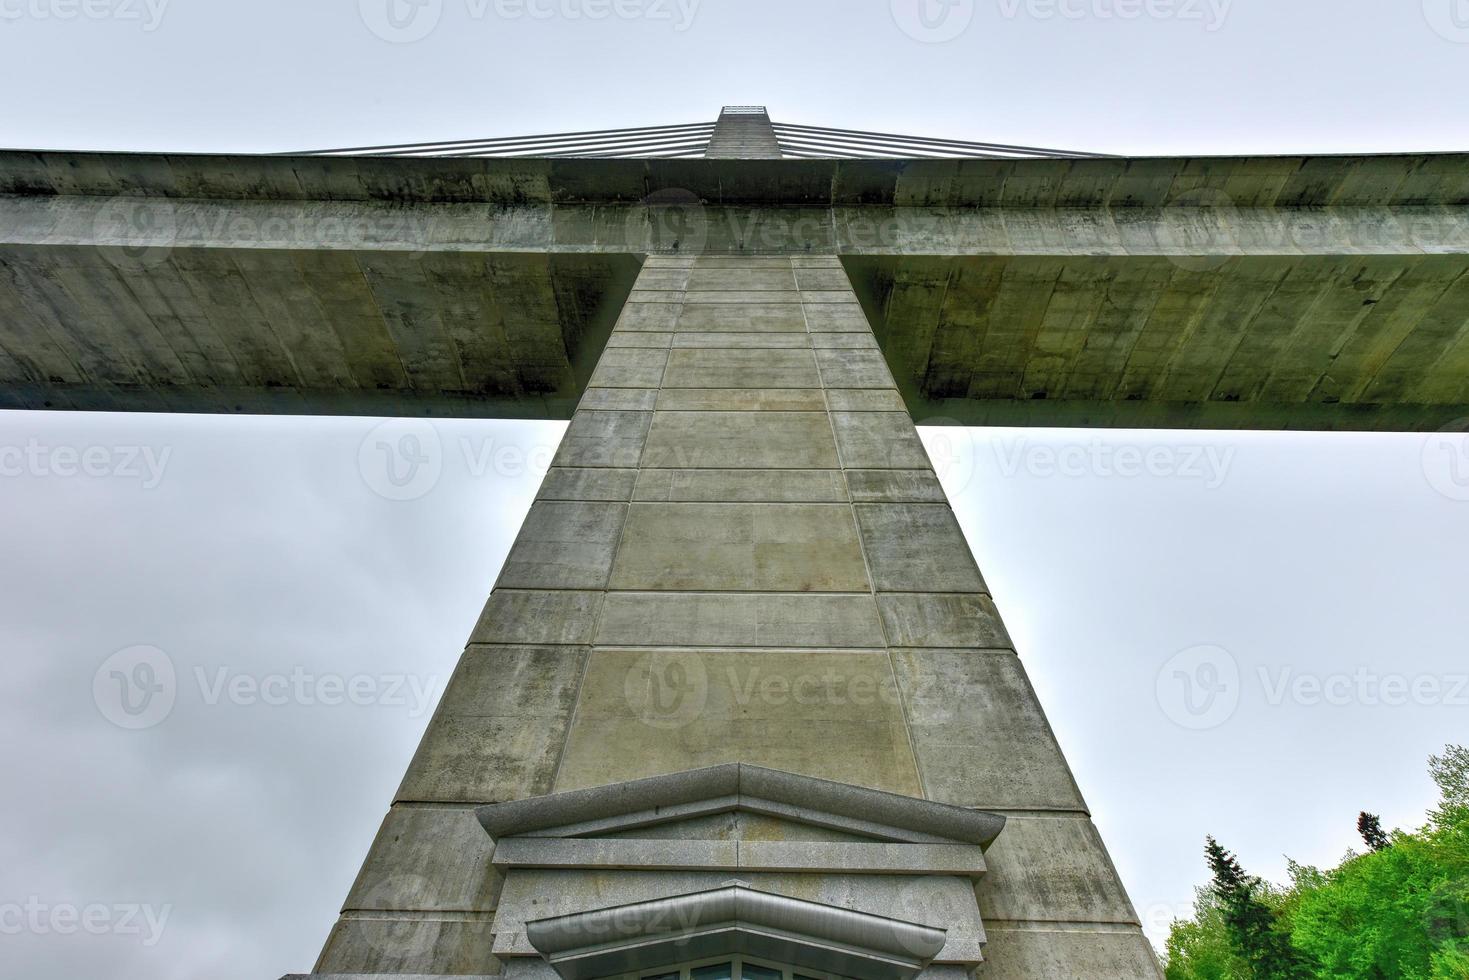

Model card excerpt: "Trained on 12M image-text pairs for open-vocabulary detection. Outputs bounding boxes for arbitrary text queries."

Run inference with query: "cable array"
[770,122,1098,159]
[297,122,717,159]
[294,113,1100,160]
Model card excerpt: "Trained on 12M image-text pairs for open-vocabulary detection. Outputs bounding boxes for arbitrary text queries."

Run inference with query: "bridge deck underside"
[850,253,1469,431]
[0,246,638,416]
[2,244,1466,430]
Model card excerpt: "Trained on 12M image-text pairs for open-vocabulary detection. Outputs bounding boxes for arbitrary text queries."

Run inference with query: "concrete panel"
[577,387,659,411]
[587,348,668,388]
[813,332,881,350]
[343,806,502,912]
[845,469,948,503]
[695,257,795,268]
[672,331,812,348]
[397,645,587,803]
[609,503,869,592]
[537,468,639,502]
[892,649,1084,810]
[826,388,908,411]
[634,468,848,503]
[804,304,873,332]
[877,594,1012,649]
[607,330,672,349]
[615,303,680,331]
[681,290,803,304]
[655,388,827,411]
[316,916,499,976]
[555,649,922,795]
[595,593,884,648]
[636,270,691,289]
[470,591,601,646]
[832,412,934,469]
[496,501,627,590]
[976,815,1138,923]
[854,504,986,593]
[815,349,898,388]
[627,289,684,303]
[796,269,855,291]
[662,348,820,388]
[552,411,652,468]
[976,925,1163,979]
[686,269,798,291]
[642,412,838,469]
[675,303,806,332]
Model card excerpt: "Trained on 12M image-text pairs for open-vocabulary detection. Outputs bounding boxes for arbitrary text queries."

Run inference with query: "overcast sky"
[1,1,1468,978]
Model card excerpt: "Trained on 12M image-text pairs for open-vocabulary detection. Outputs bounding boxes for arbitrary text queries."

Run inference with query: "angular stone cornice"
[475,764,1005,848]
[525,883,946,980]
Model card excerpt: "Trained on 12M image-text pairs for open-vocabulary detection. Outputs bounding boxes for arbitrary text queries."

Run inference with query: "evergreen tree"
[1358,811,1390,852]
[1205,837,1309,979]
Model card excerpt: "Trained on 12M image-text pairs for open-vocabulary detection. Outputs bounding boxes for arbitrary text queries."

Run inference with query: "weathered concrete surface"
[314,256,1162,978]
[3,149,1463,206]
[848,253,1469,429]
[4,150,1469,429]
[0,245,638,416]
[704,107,784,160]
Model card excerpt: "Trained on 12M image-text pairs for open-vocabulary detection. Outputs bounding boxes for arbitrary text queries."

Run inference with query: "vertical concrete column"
[314,255,1161,978]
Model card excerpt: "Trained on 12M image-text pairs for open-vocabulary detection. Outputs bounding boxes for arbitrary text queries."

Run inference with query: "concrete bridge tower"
[6,105,1465,980]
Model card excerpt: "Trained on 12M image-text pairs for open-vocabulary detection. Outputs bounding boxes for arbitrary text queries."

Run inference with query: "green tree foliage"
[1204,837,1311,978]
[1360,812,1390,853]
[1164,747,1469,979]
[1165,887,1247,980]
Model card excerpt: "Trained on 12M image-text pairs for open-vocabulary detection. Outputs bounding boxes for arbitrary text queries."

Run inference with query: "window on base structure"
[597,955,857,980]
